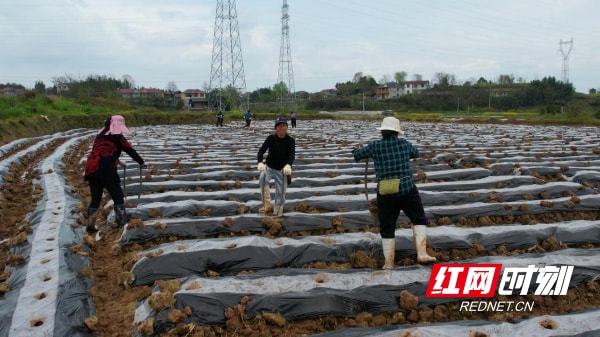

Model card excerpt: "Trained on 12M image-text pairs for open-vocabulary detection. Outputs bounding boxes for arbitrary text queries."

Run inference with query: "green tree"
[498,74,515,85]
[590,88,597,95]
[394,71,407,85]
[34,81,46,94]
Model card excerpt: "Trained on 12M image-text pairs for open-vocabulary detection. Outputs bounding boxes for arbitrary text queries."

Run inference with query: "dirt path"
[62,139,151,337]
[0,138,68,296]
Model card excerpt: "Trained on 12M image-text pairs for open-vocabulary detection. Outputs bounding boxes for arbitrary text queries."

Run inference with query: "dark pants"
[377,186,428,238]
[245,119,251,127]
[88,178,125,209]
[216,117,224,127]
[291,118,297,128]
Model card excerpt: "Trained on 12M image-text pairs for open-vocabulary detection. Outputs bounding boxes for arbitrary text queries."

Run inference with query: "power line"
[208,0,246,112]
[277,0,295,113]
[559,38,574,83]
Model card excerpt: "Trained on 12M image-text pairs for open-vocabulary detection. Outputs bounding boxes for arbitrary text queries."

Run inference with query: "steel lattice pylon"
[559,38,574,84]
[209,0,246,112]
[277,0,295,113]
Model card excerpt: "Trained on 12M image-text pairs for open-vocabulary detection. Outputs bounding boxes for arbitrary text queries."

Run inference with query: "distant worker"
[290,111,297,128]
[244,110,253,127]
[257,117,295,217]
[216,111,224,127]
[84,115,145,233]
[352,117,436,269]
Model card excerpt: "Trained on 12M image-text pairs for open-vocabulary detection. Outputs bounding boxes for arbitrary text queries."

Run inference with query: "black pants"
[377,186,428,238]
[245,119,251,127]
[216,117,224,127]
[291,118,297,128]
[88,178,124,209]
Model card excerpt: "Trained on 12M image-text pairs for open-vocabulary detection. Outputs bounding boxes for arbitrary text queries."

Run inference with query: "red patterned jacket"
[84,134,144,182]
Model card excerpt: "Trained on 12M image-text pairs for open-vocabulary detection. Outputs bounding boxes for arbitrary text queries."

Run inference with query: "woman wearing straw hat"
[83,115,144,233]
[352,117,436,269]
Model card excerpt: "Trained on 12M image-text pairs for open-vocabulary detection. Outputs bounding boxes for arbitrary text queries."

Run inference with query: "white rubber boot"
[382,238,395,270]
[274,205,284,217]
[413,225,437,264]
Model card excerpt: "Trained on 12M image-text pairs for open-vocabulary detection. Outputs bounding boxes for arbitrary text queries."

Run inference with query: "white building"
[376,81,431,99]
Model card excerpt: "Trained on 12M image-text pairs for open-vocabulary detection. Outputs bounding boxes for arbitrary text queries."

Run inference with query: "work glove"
[283,164,292,176]
[257,162,267,172]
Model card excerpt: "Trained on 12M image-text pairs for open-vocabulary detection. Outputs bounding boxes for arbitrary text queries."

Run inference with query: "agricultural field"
[1,120,600,337]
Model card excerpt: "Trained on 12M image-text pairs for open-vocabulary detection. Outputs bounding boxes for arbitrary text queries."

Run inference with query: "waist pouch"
[378,176,411,195]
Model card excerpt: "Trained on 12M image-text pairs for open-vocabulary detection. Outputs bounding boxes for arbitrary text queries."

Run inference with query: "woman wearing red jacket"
[83,115,144,233]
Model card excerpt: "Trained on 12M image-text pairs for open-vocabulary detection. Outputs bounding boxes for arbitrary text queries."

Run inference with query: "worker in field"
[257,117,295,217]
[244,109,253,127]
[216,111,224,127]
[352,117,436,269]
[289,111,297,128]
[83,115,145,233]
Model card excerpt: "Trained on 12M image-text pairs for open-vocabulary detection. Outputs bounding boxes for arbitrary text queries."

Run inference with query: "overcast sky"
[0,0,598,92]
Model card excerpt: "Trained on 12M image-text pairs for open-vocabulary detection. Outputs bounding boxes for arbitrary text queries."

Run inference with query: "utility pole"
[277,0,295,113]
[362,92,365,112]
[488,82,492,109]
[208,0,247,113]
[559,38,574,83]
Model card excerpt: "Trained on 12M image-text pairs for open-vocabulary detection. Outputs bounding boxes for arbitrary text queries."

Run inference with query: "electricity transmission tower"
[208,0,246,112]
[559,38,574,83]
[277,0,295,113]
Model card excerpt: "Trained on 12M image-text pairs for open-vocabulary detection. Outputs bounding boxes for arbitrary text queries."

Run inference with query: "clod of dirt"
[206,270,220,278]
[487,192,502,202]
[469,332,489,337]
[419,307,434,322]
[407,309,419,322]
[372,314,387,326]
[517,204,530,212]
[153,222,167,230]
[523,193,535,200]
[148,208,162,218]
[0,282,9,295]
[148,292,175,311]
[314,273,329,284]
[433,304,449,320]
[262,312,286,327]
[185,280,202,290]
[225,243,237,249]
[196,208,211,216]
[391,312,406,324]
[183,306,193,316]
[262,217,283,236]
[437,217,452,226]
[350,250,378,269]
[565,200,577,209]
[541,236,567,251]
[168,309,188,323]
[158,279,180,294]
[478,216,493,226]
[137,318,154,336]
[8,232,27,247]
[117,272,135,289]
[84,316,98,331]
[539,318,559,329]
[7,255,25,266]
[128,218,144,229]
[399,290,419,310]
[355,312,373,327]
[234,180,242,188]
[223,217,234,227]
[294,202,318,213]
[570,196,581,204]
[540,191,552,200]
[144,249,163,258]
[540,200,555,208]
[237,204,249,214]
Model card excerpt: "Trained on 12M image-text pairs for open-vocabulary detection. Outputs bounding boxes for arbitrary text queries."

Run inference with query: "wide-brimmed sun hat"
[106,115,130,135]
[377,117,404,135]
